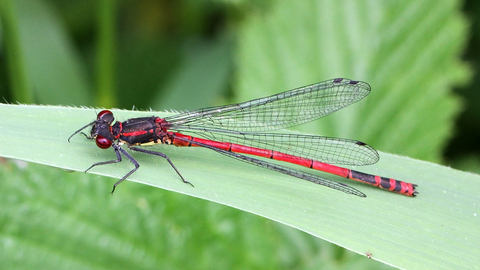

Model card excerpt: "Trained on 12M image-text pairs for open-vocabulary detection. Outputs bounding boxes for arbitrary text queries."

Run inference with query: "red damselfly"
[68,78,418,197]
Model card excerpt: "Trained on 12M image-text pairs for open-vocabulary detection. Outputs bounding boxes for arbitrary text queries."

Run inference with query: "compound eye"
[97,110,114,123]
[95,135,112,149]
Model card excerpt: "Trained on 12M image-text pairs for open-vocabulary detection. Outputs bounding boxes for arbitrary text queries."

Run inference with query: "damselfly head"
[90,110,115,149]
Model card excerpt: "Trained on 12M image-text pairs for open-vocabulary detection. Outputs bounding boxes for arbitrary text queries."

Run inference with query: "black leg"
[80,132,92,140]
[67,120,96,142]
[110,145,140,194]
[83,143,193,194]
[128,146,194,187]
[83,144,140,194]
[84,143,123,173]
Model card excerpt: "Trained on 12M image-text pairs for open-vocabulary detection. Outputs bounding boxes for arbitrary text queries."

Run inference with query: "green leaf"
[0,0,33,103]
[0,104,479,269]
[3,0,91,105]
[0,161,382,269]
[230,1,474,268]
[235,0,469,163]
[150,37,233,111]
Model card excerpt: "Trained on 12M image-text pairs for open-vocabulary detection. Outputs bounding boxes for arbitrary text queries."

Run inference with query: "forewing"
[165,78,370,132]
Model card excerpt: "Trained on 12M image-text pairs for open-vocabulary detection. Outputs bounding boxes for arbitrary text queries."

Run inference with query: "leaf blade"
[0,104,479,269]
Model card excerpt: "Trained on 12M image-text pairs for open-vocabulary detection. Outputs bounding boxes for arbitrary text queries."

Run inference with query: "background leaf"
[13,0,91,105]
[235,0,469,162]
